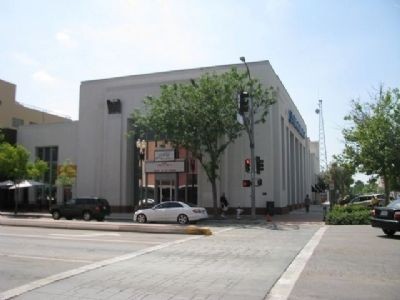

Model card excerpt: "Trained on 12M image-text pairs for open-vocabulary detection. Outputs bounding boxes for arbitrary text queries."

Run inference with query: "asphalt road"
[0,222,322,299]
[1,218,399,299]
[289,225,400,300]
[0,225,189,292]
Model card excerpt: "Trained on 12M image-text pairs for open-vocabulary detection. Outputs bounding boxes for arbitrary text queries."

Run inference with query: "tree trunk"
[211,179,218,218]
[13,188,18,215]
[383,174,390,206]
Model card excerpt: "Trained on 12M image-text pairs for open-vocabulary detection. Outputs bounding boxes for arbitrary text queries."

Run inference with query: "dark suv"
[50,197,111,221]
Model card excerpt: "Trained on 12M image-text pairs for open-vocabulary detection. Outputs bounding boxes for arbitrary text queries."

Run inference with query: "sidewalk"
[0,211,133,221]
[0,204,325,225]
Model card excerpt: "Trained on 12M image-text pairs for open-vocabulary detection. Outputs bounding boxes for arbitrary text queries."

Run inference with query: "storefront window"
[36,146,58,208]
[135,140,198,207]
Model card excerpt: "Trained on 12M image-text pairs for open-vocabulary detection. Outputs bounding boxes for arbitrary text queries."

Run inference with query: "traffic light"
[244,158,251,173]
[239,91,249,114]
[256,156,264,174]
[242,179,252,187]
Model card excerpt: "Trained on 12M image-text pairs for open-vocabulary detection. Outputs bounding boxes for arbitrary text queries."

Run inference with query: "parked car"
[348,194,385,207]
[338,195,352,205]
[136,198,156,210]
[133,201,208,224]
[50,197,111,221]
[370,198,400,236]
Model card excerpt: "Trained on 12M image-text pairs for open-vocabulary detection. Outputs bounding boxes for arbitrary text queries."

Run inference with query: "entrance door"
[156,174,176,202]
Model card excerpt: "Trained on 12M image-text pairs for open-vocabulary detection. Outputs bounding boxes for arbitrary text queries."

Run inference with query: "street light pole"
[136,139,147,205]
[240,56,256,218]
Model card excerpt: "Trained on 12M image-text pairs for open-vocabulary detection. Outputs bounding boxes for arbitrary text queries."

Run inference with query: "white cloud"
[13,52,39,66]
[55,30,78,48]
[32,70,57,83]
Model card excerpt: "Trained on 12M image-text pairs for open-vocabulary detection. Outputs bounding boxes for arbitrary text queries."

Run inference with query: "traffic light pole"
[249,93,256,218]
[240,57,256,218]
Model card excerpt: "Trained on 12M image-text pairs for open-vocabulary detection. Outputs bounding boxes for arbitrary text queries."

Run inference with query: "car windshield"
[387,199,400,209]
[98,199,109,205]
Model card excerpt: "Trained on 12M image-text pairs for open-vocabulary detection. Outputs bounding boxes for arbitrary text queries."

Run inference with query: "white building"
[18,61,319,214]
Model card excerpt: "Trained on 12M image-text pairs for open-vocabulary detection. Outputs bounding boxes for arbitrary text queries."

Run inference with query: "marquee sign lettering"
[288,110,306,139]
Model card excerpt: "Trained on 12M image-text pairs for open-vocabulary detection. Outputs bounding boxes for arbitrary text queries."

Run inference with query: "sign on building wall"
[154,149,175,161]
[145,160,185,173]
[288,110,306,138]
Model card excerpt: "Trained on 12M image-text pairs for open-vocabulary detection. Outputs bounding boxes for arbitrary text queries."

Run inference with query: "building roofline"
[81,60,271,85]
[0,78,16,86]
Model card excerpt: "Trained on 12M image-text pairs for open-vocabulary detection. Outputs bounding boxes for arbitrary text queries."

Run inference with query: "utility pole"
[315,99,328,172]
[240,56,256,218]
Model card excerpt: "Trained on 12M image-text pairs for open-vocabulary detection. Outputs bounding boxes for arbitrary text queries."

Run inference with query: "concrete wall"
[0,79,70,130]
[0,79,16,128]
[17,122,78,201]
[12,61,318,213]
[78,61,313,212]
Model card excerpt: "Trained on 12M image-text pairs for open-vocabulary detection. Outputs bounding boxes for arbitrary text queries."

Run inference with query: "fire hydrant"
[236,207,244,219]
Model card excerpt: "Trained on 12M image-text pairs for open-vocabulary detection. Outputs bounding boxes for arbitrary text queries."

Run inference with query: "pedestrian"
[370,195,379,207]
[236,206,244,219]
[304,194,310,213]
[220,193,229,218]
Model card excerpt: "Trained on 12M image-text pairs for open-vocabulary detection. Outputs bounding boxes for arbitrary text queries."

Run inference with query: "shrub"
[326,205,371,225]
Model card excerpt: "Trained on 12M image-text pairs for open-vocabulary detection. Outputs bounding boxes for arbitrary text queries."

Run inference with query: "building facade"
[0,79,71,143]
[17,61,319,213]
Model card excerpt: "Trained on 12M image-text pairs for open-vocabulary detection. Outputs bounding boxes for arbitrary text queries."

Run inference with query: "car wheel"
[52,210,61,220]
[177,214,189,225]
[82,211,92,221]
[382,229,396,236]
[136,214,147,223]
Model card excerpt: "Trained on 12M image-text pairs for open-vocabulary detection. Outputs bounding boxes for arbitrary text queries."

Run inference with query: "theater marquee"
[145,160,186,173]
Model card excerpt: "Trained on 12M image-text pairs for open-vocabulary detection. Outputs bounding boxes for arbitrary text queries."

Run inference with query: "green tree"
[343,87,400,204]
[132,68,276,216]
[56,159,77,203]
[0,142,48,213]
[325,155,355,199]
[350,178,382,195]
[351,180,365,195]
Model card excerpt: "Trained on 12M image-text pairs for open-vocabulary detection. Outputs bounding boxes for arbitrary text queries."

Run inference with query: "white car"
[133,201,208,224]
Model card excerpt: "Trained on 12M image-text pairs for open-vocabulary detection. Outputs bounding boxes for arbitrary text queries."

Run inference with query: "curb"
[0,217,212,236]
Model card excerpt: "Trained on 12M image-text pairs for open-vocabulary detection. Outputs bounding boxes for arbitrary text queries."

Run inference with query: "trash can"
[266,201,274,216]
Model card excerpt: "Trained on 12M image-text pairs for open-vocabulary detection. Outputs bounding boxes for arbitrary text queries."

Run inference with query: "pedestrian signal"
[242,180,252,187]
[244,158,251,173]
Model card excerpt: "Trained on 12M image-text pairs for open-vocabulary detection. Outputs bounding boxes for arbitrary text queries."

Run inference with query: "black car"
[370,198,400,236]
[50,197,111,221]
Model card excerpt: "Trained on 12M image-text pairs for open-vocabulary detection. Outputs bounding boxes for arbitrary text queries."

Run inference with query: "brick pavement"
[9,224,321,300]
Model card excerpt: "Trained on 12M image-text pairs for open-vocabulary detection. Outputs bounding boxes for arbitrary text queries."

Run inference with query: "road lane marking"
[0,232,161,244]
[0,234,203,300]
[265,226,327,300]
[0,253,93,263]
[49,232,120,237]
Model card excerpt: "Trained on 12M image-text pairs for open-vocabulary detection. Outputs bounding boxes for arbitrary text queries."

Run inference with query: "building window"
[106,99,121,114]
[36,146,58,207]
[12,117,24,128]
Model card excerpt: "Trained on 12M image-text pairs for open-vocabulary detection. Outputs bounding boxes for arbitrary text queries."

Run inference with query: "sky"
[1,0,400,171]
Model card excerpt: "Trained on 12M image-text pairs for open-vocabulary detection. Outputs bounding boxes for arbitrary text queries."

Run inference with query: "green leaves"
[326,205,371,225]
[131,68,276,215]
[132,68,276,181]
[343,86,400,202]
[56,159,76,187]
[0,142,47,181]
